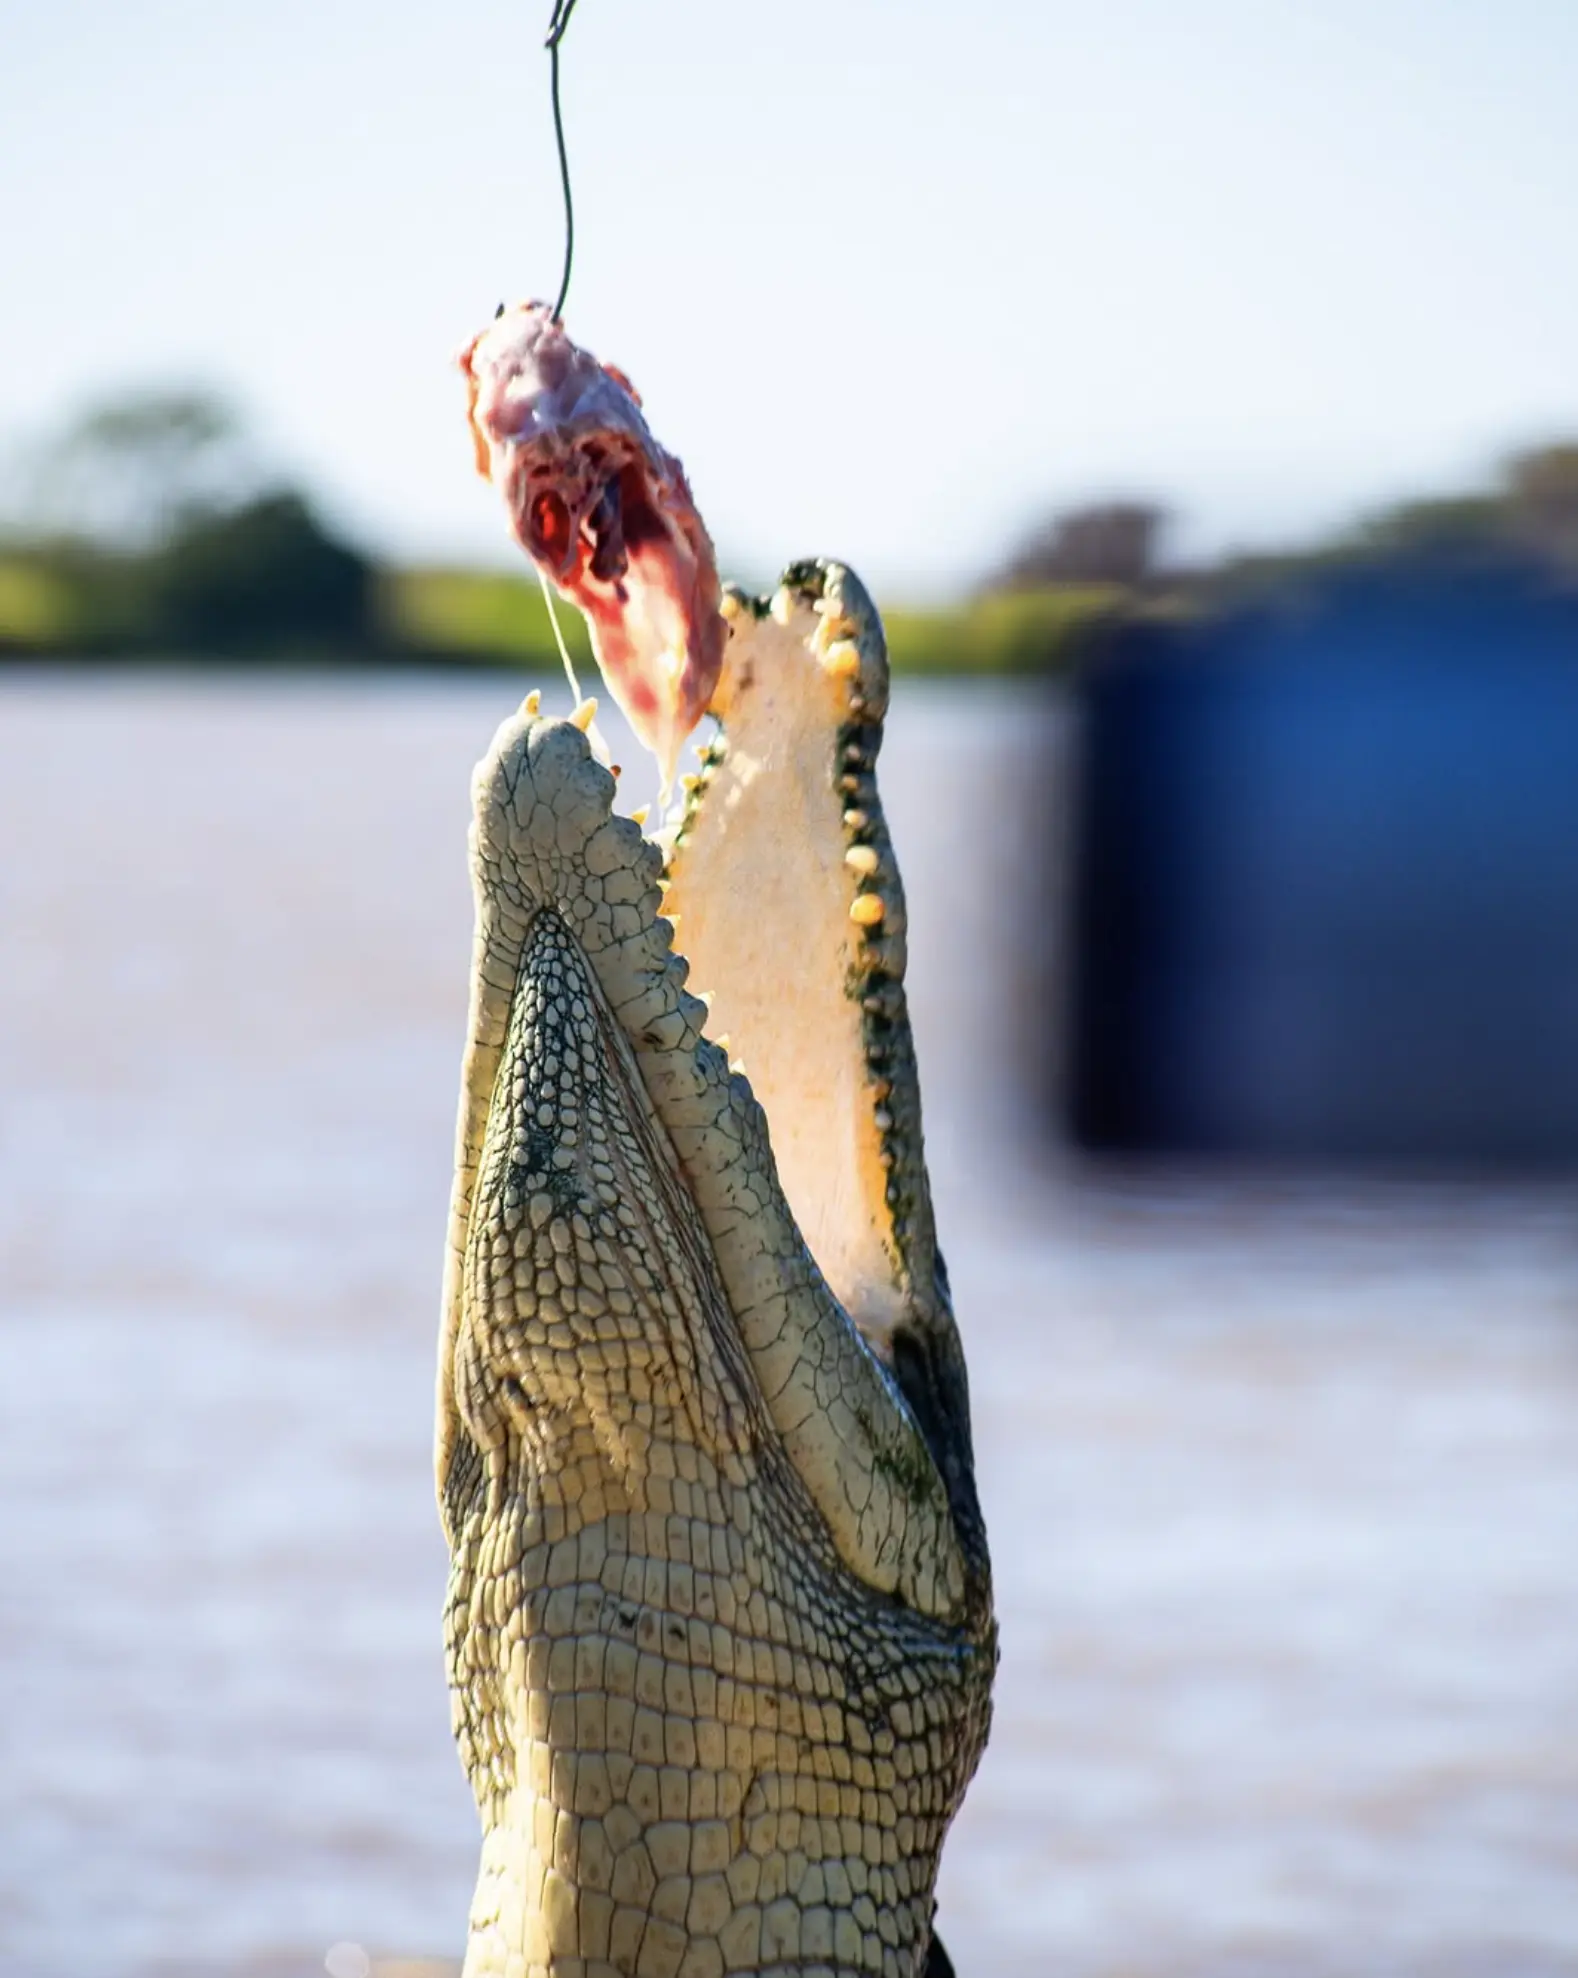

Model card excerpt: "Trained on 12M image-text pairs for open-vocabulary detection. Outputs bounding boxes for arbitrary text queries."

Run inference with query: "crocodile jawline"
[437,561,995,1978]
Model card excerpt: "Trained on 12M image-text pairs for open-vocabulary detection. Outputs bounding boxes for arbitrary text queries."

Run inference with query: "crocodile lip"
[460,302,726,780]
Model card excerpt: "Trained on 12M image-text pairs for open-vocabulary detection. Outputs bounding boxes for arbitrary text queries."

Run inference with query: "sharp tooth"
[523,689,542,715]
[843,808,870,832]
[681,773,701,792]
[844,845,880,876]
[630,805,650,827]
[720,591,743,622]
[713,1032,730,1053]
[849,893,885,928]
[728,1056,747,1077]
[570,697,598,732]
[823,639,861,680]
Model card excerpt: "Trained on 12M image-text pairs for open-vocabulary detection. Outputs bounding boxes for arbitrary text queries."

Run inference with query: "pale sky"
[2,0,1576,599]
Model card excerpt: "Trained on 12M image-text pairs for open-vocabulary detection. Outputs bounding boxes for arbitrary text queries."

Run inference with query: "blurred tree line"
[0,391,372,657]
[977,449,1578,604]
[5,385,1578,670]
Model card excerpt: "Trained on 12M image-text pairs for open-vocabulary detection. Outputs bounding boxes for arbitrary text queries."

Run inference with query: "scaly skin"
[437,563,995,1977]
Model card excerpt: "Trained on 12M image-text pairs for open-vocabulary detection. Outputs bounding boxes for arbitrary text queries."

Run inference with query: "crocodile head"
[437,533,995,1968]
[459,302,726,783]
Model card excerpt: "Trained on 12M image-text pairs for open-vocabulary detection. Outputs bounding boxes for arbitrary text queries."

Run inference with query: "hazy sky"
[3,0,1576,597]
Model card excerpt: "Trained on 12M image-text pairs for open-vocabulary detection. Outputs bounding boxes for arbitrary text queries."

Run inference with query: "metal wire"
[546,0,580,321]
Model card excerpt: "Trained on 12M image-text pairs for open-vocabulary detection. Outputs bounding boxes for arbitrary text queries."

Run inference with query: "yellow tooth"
[719,591,743,622]
[822,639,861,680]
[523,689,542,716]
[770,587,794,626]
[728,1056,747,1078]
[844,844,880,877]
[843,808,870,832]
[814,610,857,655]
[713,1032,731,1054]
[569,697,598,732]
[849,893,885,928]
[681,772,701,793]
[665,913,682,942]
[630,805,650,828]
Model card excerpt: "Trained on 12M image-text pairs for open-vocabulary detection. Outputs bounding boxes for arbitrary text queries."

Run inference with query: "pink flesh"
[460,303,725,780]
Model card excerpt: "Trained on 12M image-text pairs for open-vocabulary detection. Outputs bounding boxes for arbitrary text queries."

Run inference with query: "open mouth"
[440,559,979,1628]
[457,311,974,1516]
[435,556,994,1975]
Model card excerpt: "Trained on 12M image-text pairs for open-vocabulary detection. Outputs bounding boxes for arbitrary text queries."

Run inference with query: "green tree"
[149,492,371,652]
[1506,444,1578,573]
[986,502,1166,593]
[6,389,262,550]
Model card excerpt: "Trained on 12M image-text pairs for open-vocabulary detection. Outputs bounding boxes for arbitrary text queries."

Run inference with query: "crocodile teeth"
[813,610,858,654]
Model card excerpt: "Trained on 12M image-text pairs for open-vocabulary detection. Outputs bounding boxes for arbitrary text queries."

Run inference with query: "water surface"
[1,671,1575,1977]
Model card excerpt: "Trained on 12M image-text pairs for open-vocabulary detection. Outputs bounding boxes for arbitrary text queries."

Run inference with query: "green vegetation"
[881,586,1122,676]
[0,508,373,662]
[0,393,374,662]
[377,568,1118,677]
[5,387,1578,675]
[0,558,74,646]
[375,565,593,670]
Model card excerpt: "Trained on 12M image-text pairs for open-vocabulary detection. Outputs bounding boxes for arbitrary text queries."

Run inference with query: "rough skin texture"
[437,563,995,1976]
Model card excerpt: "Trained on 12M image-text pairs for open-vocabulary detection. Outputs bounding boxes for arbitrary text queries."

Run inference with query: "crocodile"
[435,549,995,1977]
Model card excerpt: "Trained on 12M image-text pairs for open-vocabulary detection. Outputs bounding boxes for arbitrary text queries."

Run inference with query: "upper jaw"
[438,649,974,1624]
[668,562,988,1572]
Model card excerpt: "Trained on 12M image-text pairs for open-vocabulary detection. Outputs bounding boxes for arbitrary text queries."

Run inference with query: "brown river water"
[1,671,1575,1978]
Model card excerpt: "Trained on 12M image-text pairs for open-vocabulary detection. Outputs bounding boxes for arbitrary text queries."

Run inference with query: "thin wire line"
[546,0,580,321]
[535,563,584,706]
